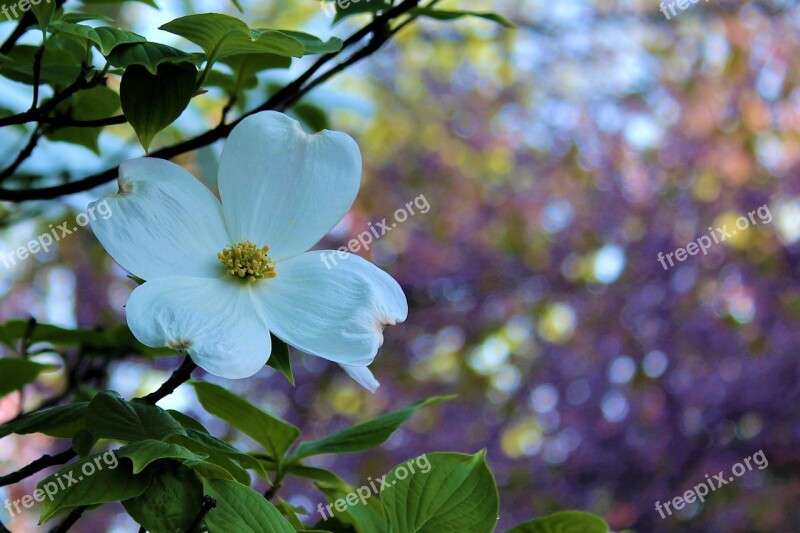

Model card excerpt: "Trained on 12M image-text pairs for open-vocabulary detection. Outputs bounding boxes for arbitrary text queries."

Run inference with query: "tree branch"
[187,495,217,533]
[139,355,197,404]
[0,127,45,184]
[0,0,422,203]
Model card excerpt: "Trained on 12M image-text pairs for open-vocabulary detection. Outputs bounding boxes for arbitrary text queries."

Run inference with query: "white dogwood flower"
[89,111,408,392]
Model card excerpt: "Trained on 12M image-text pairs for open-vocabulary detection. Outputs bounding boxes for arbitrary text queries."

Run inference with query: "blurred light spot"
[468,335,510,375]
[737,413,763,440]
[529,383,559,413]
[774,197,800,244]
[592,244,626,284]
[501,420,543,458]
[608,355,636,384]
[567,379,591,405]
[601,392,629,422]
[623,114,662,149]
[538,302,577,344]
[540,197,574,233]
[643,350,669,378]
[491,364,521,394]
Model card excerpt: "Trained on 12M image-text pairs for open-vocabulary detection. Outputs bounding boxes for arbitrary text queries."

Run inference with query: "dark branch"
[0,0,422,203]
[139,355,197,404]
[187,496,217,532]
[0,128,45,184]
[47,507,83,533]
[0,449,77,488]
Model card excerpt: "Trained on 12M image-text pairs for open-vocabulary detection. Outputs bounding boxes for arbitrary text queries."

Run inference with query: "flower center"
[217,240,276,282]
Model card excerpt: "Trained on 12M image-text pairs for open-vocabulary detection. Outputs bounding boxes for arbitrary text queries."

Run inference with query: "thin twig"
[47,507,83,533]
[0,449,77,488]
[187,496,217,532]
[30,44,46,111]
[139,355,197,404]
[0,128,45,184]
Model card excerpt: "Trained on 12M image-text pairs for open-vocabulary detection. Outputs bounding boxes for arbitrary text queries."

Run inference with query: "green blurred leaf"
[505,511,610,533]
[219,53,291,92]
[45,85,120,153]
[123,462,203,533]
[120,61,197,151]
[86,391,186,442]
[47,21,146,55]
[81,0,158,7]
[382,452,498,533]
[291,396,453,461]
[267,334,294,386]
[277,31,342,54]
[58,12,115,23]
[37,451,152,524]
[107,41,202,74]
[0,319,111,349]
[291,103,331,133]
[72,429,98,457]
[31,0,56,28]
[0,357,58,398]
[0,402,87,440]
[166,429,269,483]
[0,38,85,86]
[191,381,300,462]
[160,13,304,71]
[410,8,515,28]
[203,477,295,532]
[117,440,209,474]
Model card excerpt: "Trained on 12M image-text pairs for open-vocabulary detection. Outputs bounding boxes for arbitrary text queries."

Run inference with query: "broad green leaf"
[37,451,152,523]
[47,21,146,55]
[291,396,453,461]
[159,13,304,64]
[107,41,201,74]
[120,61,197,151]
[0,402,87,439]
[191,381,300,461]
[0,358,58,398]
[203,477,295,533]
[45,85,120,153]
[117,440,208,474]
[31,0,56,28]
[123,462,203,533]
[277,31,342,54]
[505,511,610,533]
[86,391,186,442]
[291,103,331,133]
[166,430,268,484]
[267,334,294,385]
[0,39,84,86]
[330,0,392,23]
[220,53,291,92]
[72,429,98,457]
[284,465,351,493]
[167,409,210,433]
[410,8,515,28]
[382,452,498,533]
[59,12,115,23]
[317,482,385,533]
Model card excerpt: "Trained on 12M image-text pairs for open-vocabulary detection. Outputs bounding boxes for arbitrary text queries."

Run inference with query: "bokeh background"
[2,0,800,531]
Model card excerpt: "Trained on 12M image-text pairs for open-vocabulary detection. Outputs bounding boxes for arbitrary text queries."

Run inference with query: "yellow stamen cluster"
[218,240,276,282]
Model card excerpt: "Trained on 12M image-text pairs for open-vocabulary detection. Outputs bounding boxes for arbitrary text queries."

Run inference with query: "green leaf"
[45,85,120,153]
[58,12,116,24]
[86,391,186,442]
[166,430,268,484]
[117,440,209,474]
[505,511,610,533]
[72,429,98,457]
[267,334,294,385]
[0,402,87,440]
[107,41,202,74]
[0,358,58,398]
[382,452,498,533]
[159,13,304,64]
[291,103,331,133]
[291,396,453,461]
[275,497,305,529]
[123,462,204,533]
[47,21,146,55]
[191,381,300,462]
[277,31,342,54]
[120,61,197,151]
[0,38,85,86]
[37,451,152,524]
[0,319,111,350]
[203,477,295,533]
[31,0,56,28]
[410,8,515,28]
[331,0,392,23]
[220,53,291,92]
[316,482,385,533]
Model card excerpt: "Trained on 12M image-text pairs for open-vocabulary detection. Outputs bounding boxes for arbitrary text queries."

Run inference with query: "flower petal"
[340,364,380,393]
[252,251,408,366]
[89,158,230,281]
[126,276,271,379]
[218,111,361,261]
